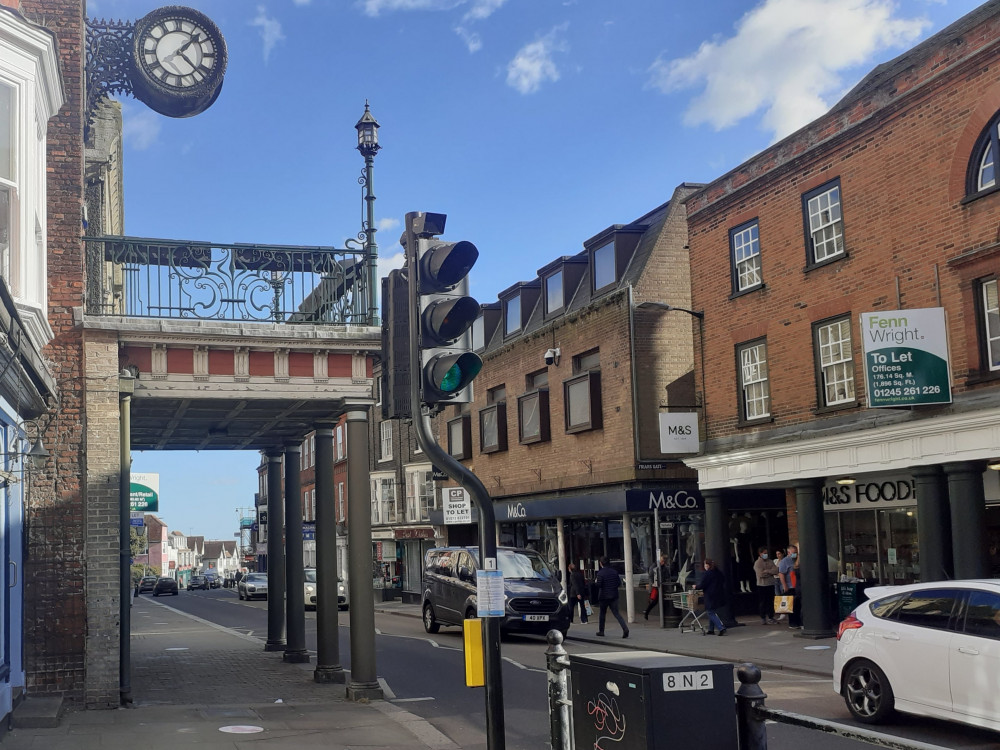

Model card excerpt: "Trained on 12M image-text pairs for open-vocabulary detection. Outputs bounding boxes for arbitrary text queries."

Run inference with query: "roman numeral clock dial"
[130,6,228,118]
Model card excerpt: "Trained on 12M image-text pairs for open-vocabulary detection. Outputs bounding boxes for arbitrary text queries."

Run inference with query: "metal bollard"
[545,629,572,750]
[735,663,768,750]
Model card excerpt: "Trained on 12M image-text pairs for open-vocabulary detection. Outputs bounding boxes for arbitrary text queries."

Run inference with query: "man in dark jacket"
[695,558,728,636]
[567,563,588,624]
[594,557,629,638]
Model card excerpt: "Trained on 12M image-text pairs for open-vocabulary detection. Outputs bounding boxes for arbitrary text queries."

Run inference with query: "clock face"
[130,7,228,118]
[140,17,217,89]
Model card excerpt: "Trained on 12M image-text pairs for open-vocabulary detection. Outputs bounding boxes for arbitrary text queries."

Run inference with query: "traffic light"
[380,269,411,419]
[406,212,483,406]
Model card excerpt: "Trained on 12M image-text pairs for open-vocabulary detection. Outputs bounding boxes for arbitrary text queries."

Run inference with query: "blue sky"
[96,0,982,542]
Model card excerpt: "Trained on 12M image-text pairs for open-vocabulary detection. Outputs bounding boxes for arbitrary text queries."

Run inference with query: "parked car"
[833,579,1000,733]
[238,572,268,601]
[302,569,349,611]
[188,574,209,590]
[421,546,571,636]
[152,577,179,596]
[138,576,158,594]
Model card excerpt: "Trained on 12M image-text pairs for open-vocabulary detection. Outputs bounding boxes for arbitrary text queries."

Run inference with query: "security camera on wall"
[544,348,560,366]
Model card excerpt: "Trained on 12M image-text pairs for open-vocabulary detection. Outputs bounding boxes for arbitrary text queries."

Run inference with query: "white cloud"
[506,25,568,95]
[249,5,286,63]
[647,0,930,141]
[378,250,406,280]
[360,0,463,17]
[293,0,311,5]
[122,106,161,150]
[462,0,506,22]
[377,217,401,233]
[455,26,483,53]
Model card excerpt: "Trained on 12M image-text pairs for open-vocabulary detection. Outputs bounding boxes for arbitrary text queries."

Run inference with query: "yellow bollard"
[463,617,485,687]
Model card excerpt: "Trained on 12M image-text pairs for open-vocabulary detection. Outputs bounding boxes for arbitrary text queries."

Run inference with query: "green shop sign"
[860,308,952,408]
[130,472,160,512]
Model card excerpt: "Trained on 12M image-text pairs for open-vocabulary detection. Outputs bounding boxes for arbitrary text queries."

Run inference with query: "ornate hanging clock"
[129,6,228,118]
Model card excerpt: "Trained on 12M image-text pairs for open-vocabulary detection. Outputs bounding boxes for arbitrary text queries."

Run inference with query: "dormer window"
[545,271,564,315]
[505,295,521,336]
[472,314,485,351]
[593,241,615,291]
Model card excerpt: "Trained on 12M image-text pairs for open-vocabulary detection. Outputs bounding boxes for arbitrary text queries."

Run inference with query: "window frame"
[544,270,564,316]
[736,338,771,424]
[564,370,602,434]
[504,294,521,337]
[592,241,616,293]
[967,113,1000,199]
[802,179,846,269]
[405,467,434,522]
[447,414,472,460]
[976,276,1000,374]
[517,388,550,444]
[729,219,763,295]
[813,315,856,409]
[478,400,508,454]
[379,420,393,462]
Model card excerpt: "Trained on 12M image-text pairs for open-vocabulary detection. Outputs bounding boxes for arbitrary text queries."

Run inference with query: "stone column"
[702,489,727,579]
[264,451,286,651]
[944,461,989,579]
[313,426,344,683]
[283,443,309,663]
[912,465,951,582]
[347,408,382,700]
[793,479,834,638]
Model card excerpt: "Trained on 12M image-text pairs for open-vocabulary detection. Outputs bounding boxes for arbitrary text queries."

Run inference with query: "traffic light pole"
[404,213,506,750]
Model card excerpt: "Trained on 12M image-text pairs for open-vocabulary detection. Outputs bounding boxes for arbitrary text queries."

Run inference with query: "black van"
[421,546,571,636]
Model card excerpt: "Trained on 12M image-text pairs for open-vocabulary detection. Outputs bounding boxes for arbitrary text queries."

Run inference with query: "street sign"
[129,473,159,512]
[130,518,144,527]
[130,511,143,519]
[476,570,504,617]
[861,308,952,408]
[443,487,472,525]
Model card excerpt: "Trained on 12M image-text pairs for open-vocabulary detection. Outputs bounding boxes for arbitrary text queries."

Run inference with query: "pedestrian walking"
[752,547,779,624]
[644,554,668,620]
[567,563,589,624]
[694,558,728,636]
[778,544,802,628]
[594,557,629,638]
[771,549,786,620]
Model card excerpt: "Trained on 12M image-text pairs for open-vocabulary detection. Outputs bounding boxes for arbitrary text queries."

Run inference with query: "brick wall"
[687,10,1000,445]
[22,0,88,703]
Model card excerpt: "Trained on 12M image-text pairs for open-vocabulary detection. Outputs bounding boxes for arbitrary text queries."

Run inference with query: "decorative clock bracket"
[85,6,228,142]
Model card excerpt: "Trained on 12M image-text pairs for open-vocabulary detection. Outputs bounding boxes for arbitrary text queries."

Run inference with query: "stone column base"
[314,666,346,683]
[283,649,310,664]
[347,681,384,701]
[264,641,286,652]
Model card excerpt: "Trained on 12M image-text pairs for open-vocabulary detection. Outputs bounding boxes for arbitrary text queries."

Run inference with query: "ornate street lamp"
[355,102,380,325]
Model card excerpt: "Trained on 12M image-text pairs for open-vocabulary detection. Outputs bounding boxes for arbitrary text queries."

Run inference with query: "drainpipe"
[119,370,135,706]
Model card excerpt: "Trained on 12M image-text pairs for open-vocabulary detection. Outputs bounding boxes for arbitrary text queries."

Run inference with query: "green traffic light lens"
[440,364,463,393]
[430,353,483,395]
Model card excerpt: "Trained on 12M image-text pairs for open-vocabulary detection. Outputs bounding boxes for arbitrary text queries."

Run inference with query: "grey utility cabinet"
[570,651,737,750]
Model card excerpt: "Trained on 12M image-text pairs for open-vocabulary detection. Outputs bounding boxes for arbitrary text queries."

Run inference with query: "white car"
[833,579,1000,733]
[303,568,349,611]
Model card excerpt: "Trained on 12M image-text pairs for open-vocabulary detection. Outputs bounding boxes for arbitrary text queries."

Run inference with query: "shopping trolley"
[671,589,707,634]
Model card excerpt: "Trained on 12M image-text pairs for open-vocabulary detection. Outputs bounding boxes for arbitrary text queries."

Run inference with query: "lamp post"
[355,102,380,325]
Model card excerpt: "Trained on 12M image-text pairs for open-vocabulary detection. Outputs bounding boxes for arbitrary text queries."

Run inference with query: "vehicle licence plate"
[523,614,549,622]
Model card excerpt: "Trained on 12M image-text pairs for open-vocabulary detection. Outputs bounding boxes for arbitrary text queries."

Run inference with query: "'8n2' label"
[662,670,714,692]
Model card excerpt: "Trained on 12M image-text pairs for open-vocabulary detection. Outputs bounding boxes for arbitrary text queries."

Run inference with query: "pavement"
[1,595,835,748]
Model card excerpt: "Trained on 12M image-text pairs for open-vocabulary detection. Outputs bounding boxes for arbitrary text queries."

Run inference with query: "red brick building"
[684,2,1000,636]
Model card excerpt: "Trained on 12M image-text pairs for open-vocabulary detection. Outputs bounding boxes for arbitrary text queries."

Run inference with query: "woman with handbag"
[753,547,779,624]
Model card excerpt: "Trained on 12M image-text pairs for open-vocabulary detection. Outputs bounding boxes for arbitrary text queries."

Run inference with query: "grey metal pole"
[346,408,382,700]
[314,426,345,683]
[118,383,132,706]
[283,443,309,663]
[365,154,379,326]
[545,630,572,750]
[405,212,505,749]
[655,506,664,628]
[265,451,286,651]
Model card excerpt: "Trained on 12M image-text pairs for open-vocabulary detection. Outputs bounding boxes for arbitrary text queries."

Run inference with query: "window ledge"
[811,401,861,417]
[803,253,848,274]
[566,423,599,435]
[729,283,766,301]
[960,183,1000,206]
[964,369,1000,387]
[737,415,774,428]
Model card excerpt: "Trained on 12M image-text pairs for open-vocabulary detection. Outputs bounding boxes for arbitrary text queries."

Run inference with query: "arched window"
[969,114,1000,194]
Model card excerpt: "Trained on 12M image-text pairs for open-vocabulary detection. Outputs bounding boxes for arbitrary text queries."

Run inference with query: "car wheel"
[843,659,895,724]
[238,590,244,600]
[173,591,178,596]
[423,603,440,634]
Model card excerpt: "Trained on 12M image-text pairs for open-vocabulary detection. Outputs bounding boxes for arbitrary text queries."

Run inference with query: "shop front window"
[827,505,918,585]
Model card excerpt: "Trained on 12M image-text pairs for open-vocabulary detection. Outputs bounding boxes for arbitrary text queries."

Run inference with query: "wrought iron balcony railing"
[84,235,375,325]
